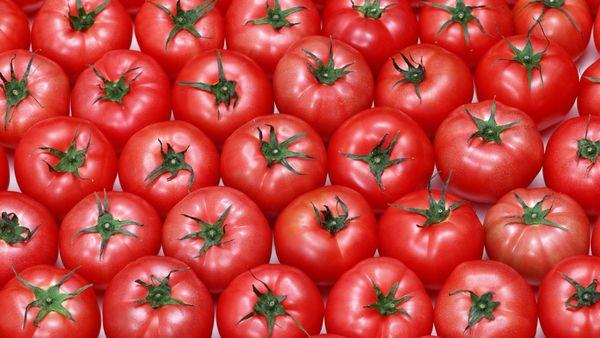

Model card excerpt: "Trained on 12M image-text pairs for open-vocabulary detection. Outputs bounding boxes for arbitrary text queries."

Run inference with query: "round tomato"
[119,121,220,218]
[325,257,433,338]
[0,50,70,149]
[434,99,544,203]
[0,0,29,53]
[226,0,320,75]
[578,59,600,117]
[14,117,118,219]
[71,49,171,152]
[173,49,274,148]
[274,185,377,286]
[328,107,434,213]
[135,0,224,79]
[374,44,474,136]
[475,33,578,131]
[103,256,214,337]
[217,264,324,338]
[162,186,272,294]
[0,265,100,338]
[434,260,537,337]
[0,146,8,190]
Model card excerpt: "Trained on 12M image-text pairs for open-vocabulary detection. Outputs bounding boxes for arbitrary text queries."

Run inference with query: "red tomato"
[0,0,29,53]
[0,191,58,286]
[31,0,132,82]
[538,255,600,338]
[595,10,600,52]
[475,33,578,131]
[103,256,214,338]
[71,50,171,152]
[578,59,600,117]
[162,186,272,294]
[322,0,419,73]
[119,121,220,218]
[217,264,324,338]
[217,0,230,12]
[59,191,162,290]
[434,99,544,203]
[274,185,377,286]
[221,114,327,220]
[135,0,224,79]
[226,0,321,75]
[0,146,8,189]
[120,0,143,15]
[328,107,434,213]
[434,260,538,337]
[593,218,600,256]
[0,50,70,149]
[375,44,474,136]
[588,0,599,13]
[325,257,433,338]
[173,49,274,148]
[0,265,100,338]
[12,0,43,13]
[419,0,513,67]
[14,117,118,219]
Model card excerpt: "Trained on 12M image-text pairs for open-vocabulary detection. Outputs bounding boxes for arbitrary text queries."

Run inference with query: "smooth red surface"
[578,59,600,116]
[0,0,29,53]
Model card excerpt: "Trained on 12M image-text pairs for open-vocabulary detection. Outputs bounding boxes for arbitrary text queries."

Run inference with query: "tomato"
[434,99,544,203]
[217,0,231,12]
[0,146,8,190]
[595,10,600,52]
[274,185,377,286]
[419,0,513,68]
[226,0,320,75]
[0,50,70,149]
[31,0,132,82]
[322,0,419,73]
[217,264,324,338]
[434,260,538,337]
[12,0,43,13]
[578,60,600,117]
[119,121,220,218]
[328,107,434,213]
[120,0,143,15]
[0,265,100,338]
[173,49,273,148]
[71,50,171,152]
[538,255,600,338]
[325,257,433,338]
[14,117,118,219]
[221,114,327,220]
[162,186,272,294]
[475,33,578,131]
[0,0,29,53]
[103,256,214,338]
[135,0,224,80]
[374,44,474,136]
[593,218,600,256]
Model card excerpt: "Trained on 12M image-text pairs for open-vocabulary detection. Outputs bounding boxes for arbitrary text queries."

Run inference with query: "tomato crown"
[179,205,232,256]
[364,280,412,317]
[353,0,394,19]
[303,38,352,86]
[449,289,500,331]
[576,118,600,168]
[134,268,193,309]
[39,130,91,179]
[501,29,548,89]
[69,0,109,31]
[153,0,217,50]
[0,211,39,245]
[0,52,36,129]
[391,54,425,102]
[90,65,142,106]
[144,140,195,190]
[422,0,488,47]
[246,0,307,30]
[465,99,519,144]
[258,124,314,174]
[562,274,600,309]
[519,0,582,33]
[311,196,359,235]
[509,194,567,230]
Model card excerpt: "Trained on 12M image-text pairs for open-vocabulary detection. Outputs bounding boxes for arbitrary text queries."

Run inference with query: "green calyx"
[303,38,352,85]
[154,0,216,50]
[422,0,488,47]
[90,66,142,106]
[312,196,359,235]
[145,140,195,190]
[563,274,600,310]
[0,53,38,130]
[352,0,394,19]
[465,99,518,144]
[519,0,581,33]
[39,131,90,179]
[450,289,500,331]
[577,119,600,167]
[258,124,314,175]
[135,268,193,309]
[69,0,109,31]
[501,30,548,89]
[0,212,39,245]
[391,54,425,101]
[364,281,412,317]
[179,206,232,257]
[511,194,566,230]
[246,0,306,30]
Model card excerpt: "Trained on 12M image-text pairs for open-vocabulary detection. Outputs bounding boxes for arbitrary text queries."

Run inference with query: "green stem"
[135,268,193,309]
[303,38,352,85]
[312,196,358,235]
[39,130,90,179]
[90,66,142,106]
[258,125,314,175]
[69,0,109,31]
[144,140,195,190]
[0,52,40,129]
[450,289,500,330]
[364,280,412,317]
[0,212,39,245]
[153,0,217,50]
[179,206,233,257]
[465,98,518,144]
[246,0,306,30]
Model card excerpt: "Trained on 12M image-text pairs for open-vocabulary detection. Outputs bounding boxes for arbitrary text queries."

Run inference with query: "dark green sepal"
[508,194,566,230]
[134,268,193,309]
[153,0,217,50]
[517,0,582,34]
[450,289,500,331]
[562,274,600,310]
[499,26,549,89]
[391,53,425,101]
[39,130,90,179]
[576,117,600,173]
[465,99,519,144]
[0,52,40,129]
[422,0,489,47]
[352,0,395,19]
[303,38,352,85]
[69,0,109,31]
[90,65,143,106]
[364,280,412,317]
[312,196,359,235]
[246,0,306,30]
[144,140,195,190]
[179,205,233,257]
[0,212,39,245]
[258,124,314,175]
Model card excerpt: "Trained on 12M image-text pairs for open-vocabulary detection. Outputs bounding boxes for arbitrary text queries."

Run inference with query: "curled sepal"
[500,24,549,89]
[508,194,566,230]
[246,0,306,30]
[422,0,489,47]
[144,139,195,190]
[0,212,39,245]
[450,289,500,331]
[312,196,359,235]
[134,268,194,309]
[0,52,42,129]
[179,205,233,257]
[39,129,91,179]
[364,280,412,317]
[258,124,314,175]
[562,274,600,310]
[90,65,143,106]
[303,38,352,86]
[391,53,425,101]
[465,99,518,144]
[352,0,395,19]
[69,0,109,31]
[577,116,600,174]
[153,0,217,50]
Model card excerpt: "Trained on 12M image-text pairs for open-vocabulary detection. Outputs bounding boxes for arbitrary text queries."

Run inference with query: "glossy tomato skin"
[173,49,274,148]
[120,0,143,15]
[71,50,171,152]
[0,146,8,190]
[103,256,214,338]
[12,0,43,13]
[593,218,600,256]
[14,117,118,219]
[325,257,433,338]
[578,60,600,117]
[0,0,29,53]
[274,185,377,286]
[375,44,474,136]
[434,260,537,338]
[162,186,272,294]
[595,12,600,53]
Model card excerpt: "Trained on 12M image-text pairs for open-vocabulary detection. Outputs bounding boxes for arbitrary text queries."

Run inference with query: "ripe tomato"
[217,264,324,338]
[0,0,29,53]
[0,146,7,190]
[273,36,374,142]
[325,257,433,338]
[593,218,600,256]
[119,0,143,15]
[59,191,162,290]
[434,99,544,203]
[0,265,100,338]
[538,255,600,338]
[274,185,377,286]
[221,114,327,220]
[226,0,321,75]
[119,121,220,218]
[31,0,133,82]
[12,0,43,13]
[135,0,224,79]
[0,50,70,149]
[0,191,58,287]
[475,33,578,131]
[71,50,171,152]
[322,0,418,73]
[103,256,214,337]
[14,117,118,219]
[434,260,537,337]
[374,44,474,136]
[173,49,273,148]
[162,186,272,294]
[578,59,600,117]
[328,107,434,213]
